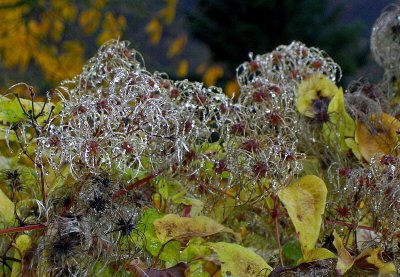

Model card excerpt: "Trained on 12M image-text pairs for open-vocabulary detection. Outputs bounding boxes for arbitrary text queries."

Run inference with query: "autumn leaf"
[354,248,396,275]
[278,175,334,261]
[297,248,336,263]
[333,230,354,275]
[333,231,396,275]
[355,112,400,162]
[207,242,273,276]
[153,214,238,244]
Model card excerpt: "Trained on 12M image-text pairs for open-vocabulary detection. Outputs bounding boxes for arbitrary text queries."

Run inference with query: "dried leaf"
[333,230,354,275]
[278,175,328,260]
[354,248,396,275]
[269,259,336,277]
[355,112,400,162]
[207,242,273,276]
[154,214,238,244]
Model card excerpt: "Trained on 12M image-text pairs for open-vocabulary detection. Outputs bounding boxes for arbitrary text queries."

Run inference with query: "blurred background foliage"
[0,0,394,94]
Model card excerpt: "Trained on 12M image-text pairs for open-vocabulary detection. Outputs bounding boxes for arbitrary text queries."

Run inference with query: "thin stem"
[325,219,375,231]
[0,224,47,235]
[112,169,163,200]
[273,196,284,266]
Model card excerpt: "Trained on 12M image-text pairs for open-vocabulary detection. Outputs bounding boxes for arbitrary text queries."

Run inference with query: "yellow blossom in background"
[79,8,101,35]
[97,12,126,45]
[146,18,163,45]
[50,19,65,42]
[27,17,50,39]
[167,35,187,58]
[203,65,224,87]
[0,25,33,71]
[225,79,240,100]
[50,0,77,22]
[93,0,106,9]
[177,59,189,77]
[196,63,207,75]
[159,0,177,25]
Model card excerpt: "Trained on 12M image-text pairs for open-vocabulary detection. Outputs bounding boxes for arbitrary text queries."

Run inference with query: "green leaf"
[283,240,303,265]
[160,240,181,266]
[322,88,355,153]
[156,176,182,200]
[187,260,210,277]
[134,208,164,256]
[207,242,273,276]
[181,238,212,262]
[11,234,32,277]
[0,96,51,125]
[0,96,27,124]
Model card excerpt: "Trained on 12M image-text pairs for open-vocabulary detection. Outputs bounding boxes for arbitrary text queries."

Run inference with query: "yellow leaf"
[297,248,336,263]
[333,230,354,275]
[207,242,273,276]
[322,88,355,153]
[278,175,327,259]
[296,74,339,117]
[0,187,15,225]
[355,112,400,162]
[153,214,238,244]
[146,18,163,45]
[177,59,189,77]
[167,35,187,58]
[203,65,224,87]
